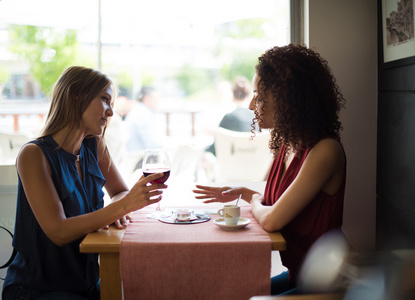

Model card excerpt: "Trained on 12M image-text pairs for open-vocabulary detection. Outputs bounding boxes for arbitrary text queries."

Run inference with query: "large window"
[0,0,291,180]
[0,1,290,98]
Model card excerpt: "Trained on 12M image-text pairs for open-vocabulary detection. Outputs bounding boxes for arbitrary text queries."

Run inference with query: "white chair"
[169,144,205,183]
[116,150,145,185]
[0,164,18,288]
[213,128,273,182]
[104,114,129,166]
[0,131,32,165]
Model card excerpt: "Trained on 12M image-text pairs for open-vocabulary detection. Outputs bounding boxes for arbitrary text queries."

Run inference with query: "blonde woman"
[2,66,167,300]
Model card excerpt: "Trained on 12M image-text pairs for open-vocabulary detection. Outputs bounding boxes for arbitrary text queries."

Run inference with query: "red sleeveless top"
[264,144,345,284]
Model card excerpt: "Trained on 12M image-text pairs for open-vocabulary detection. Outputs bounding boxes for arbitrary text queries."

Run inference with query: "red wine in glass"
[143,168,170,184]
[142,149,170,219]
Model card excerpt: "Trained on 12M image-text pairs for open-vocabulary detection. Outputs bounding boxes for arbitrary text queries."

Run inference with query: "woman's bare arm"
[251,138,345,232]
[17,142,166,247]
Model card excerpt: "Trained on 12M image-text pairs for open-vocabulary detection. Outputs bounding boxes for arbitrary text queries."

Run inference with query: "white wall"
[307,0,378,251]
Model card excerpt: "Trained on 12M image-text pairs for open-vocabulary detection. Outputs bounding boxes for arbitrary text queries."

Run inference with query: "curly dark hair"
[253,44,345,157]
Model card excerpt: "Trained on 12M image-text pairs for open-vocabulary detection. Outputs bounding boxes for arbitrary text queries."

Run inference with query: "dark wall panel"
[377,195,415,249]
[377,93,415,210]
[379,65,415,91]
[377,0,415,250]
[377,93,415,249]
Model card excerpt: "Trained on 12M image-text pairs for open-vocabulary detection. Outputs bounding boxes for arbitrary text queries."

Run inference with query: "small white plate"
[213,217,251,230]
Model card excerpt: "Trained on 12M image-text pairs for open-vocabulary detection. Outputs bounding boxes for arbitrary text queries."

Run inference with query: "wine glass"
[142,149,170,219]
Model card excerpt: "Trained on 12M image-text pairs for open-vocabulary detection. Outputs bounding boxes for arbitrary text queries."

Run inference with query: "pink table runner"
[120,205,271,300]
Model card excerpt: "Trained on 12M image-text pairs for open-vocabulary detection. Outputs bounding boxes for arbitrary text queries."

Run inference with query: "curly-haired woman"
[194,44,346,295]
[2,66,167,300]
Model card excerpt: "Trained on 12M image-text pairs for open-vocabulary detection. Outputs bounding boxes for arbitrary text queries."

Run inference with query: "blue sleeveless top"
[3,135,105,298]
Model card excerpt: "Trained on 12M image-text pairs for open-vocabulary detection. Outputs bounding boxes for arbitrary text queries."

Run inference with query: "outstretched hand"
[193,185,242,203]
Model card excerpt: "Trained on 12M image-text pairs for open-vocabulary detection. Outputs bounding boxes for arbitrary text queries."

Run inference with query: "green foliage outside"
[175,18,270,98]
[140,70,156,87]
[115,69,156,98]
[6,18,277,100]
[220,49,260,82]
[0,66,10,84]
[8,25,88,97]
[175,63,214,96]
[116,70,134,97]
[175,48,259,99]
[0,66,10,99]
[216,19,271,82]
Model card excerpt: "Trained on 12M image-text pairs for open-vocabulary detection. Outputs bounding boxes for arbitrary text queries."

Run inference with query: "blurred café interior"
[1,0,415,299]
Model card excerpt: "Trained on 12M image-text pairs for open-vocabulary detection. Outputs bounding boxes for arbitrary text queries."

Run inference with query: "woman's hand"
[104,214,132,230]
[193,185,259,204]
[124,173,168,212]
[102,173,167,230]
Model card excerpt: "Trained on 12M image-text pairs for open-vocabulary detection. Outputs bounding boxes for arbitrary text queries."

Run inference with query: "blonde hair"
[39,66,113,139]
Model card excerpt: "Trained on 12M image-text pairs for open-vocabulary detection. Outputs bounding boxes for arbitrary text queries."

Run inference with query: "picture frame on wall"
[381,0,415,67]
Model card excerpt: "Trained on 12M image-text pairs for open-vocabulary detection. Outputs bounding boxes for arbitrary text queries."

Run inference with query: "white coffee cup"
[217,205,240,225]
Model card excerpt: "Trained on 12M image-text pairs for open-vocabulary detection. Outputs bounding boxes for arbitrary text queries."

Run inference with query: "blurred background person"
[206,76,255,155]
[124,86,165,152]
[199,80,234,140]
[218,76,255,132]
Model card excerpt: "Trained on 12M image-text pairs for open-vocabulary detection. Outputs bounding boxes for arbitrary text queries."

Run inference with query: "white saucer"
[213,217,251,230]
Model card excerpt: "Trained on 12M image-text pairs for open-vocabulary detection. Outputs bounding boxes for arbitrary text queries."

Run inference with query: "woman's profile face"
[249,73,275,129]
[80,86,114,136]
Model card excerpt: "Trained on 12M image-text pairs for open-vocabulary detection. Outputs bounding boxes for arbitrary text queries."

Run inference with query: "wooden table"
[80,223,286,300]
[81,180,284,299]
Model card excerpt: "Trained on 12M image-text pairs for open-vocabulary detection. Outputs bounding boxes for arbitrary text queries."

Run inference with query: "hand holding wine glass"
[142,149,170,218]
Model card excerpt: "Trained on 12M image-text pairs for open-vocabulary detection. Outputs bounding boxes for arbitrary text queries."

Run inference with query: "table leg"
[99,253,122,300]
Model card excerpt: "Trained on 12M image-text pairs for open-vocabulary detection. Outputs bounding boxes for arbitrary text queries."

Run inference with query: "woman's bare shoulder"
[18,142,42,159]
[310,138,345,166]
[16,142,48,173]
[314,138,344,154]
